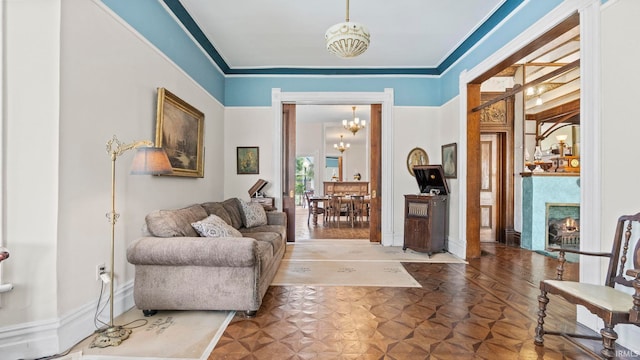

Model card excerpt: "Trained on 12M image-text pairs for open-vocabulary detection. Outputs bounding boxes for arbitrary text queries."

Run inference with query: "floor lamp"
[90,135,172,348]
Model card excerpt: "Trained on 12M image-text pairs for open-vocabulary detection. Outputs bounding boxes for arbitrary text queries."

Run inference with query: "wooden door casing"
[282,104,296,242]
[369,104,382,243]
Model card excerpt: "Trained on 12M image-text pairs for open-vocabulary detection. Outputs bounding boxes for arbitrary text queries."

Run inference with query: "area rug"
[272,260,422,287]
[284,239,467,263]
[75,308,234,360]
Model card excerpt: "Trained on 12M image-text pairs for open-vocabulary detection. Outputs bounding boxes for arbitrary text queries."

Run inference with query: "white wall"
[224,107,276,201]
[1,0,226,357]
[438,99,461,255]
[2,0,61,327]
[599,0,640,353]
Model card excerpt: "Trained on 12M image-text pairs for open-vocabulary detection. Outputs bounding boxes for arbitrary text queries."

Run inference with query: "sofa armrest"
[266,211,287,227]
[127,236,258,267]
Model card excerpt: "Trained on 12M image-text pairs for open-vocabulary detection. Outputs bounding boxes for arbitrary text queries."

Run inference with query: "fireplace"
[546,203,580,249]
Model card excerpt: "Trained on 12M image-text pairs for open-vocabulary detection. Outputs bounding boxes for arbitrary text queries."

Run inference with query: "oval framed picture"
[406,147,429,176]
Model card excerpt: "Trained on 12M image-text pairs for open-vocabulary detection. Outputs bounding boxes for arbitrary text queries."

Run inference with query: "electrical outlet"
[96,263,106,281]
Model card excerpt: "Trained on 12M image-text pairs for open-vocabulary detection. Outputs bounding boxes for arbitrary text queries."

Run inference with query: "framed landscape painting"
[155,88,205,177]
[237,147,259,174]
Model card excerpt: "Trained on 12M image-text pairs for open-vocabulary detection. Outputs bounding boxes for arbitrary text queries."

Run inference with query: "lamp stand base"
[90,326,132,348]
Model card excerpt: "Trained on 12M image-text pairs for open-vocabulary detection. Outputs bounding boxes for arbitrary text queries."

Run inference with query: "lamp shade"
[130,147,173,175]
[325,21,370,58]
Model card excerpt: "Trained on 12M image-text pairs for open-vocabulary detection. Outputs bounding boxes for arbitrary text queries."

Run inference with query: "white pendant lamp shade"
[325,22,370,58]
[325,0,370,58]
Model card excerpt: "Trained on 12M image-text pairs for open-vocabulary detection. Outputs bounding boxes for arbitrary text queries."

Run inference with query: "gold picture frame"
[155,88,205,177]
[406,147,429,176]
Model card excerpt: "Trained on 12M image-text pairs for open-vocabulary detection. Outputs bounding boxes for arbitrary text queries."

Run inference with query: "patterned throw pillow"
[191,214,243,238]
[240,200,268,228]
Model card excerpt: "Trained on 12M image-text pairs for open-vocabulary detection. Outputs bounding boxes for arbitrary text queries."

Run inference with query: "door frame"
[459,1,599,260]
[271,88,395,246]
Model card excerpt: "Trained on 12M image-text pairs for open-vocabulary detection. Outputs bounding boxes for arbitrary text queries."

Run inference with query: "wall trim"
[0,281,134,359]
[272,89,395,245]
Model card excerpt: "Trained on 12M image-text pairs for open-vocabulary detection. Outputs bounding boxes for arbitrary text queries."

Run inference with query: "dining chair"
[327,195,349,224]
[304,191,324,225]
[350,195,366,226]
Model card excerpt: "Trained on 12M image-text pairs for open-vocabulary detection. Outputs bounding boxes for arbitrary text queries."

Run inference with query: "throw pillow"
[191,214,243,238]
[240,200,268,228]
[222,198,244,229]
[145,204,208,237]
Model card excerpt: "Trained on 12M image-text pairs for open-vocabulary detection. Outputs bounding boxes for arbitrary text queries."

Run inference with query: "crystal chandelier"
[325,0,370,58]
[343,106,366,135]
[334,135,350,153]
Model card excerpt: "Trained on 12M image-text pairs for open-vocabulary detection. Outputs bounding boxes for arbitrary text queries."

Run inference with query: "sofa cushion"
[145,204,208,237]
[191,214,243,238]
[201,202,233,225]
[239,200,268,228]
[240,224,286,246]
[239,230,283,257]
[222,198,244,229]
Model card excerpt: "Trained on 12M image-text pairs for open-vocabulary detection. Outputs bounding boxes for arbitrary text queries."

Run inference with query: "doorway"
[465,13,582,258]
[283,103,381,243]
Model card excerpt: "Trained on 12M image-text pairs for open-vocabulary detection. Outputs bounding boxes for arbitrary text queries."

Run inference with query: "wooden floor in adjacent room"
[208,208,615,359]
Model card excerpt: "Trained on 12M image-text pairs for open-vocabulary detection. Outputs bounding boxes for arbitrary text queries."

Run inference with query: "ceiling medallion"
[325,0,370,58]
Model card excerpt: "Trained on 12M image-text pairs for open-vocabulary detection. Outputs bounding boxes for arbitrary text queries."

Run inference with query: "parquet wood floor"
[295,207,370,240]
[207,210,626,359]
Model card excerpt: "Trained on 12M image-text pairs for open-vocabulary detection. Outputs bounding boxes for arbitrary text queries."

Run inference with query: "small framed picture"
[441,143,457,179]
[237,147,259,174]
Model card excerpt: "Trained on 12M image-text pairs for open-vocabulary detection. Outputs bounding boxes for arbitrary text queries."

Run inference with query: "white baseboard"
[0,280,134,359]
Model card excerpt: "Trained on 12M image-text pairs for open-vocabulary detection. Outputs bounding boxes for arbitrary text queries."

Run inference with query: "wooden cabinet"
[403,194,448,255]
[324,181,369,196]
[250,197,275,211]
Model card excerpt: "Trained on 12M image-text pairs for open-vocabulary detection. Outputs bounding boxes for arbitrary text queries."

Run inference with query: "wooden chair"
[304,191,324,225]
[302,190,314,208]
[350,195,366,227]
[326,195,349,224]
[534,212,640,358]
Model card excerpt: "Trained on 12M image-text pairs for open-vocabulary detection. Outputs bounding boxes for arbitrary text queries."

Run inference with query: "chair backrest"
[351,195,365,210]
[303,191,315,210]
[606,212,640,289]
[328,195,342,210]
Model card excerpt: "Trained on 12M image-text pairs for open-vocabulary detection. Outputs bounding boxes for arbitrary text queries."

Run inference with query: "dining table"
[308,195,370,226]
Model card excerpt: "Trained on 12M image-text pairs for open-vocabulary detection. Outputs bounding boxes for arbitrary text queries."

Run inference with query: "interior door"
[282,104,296,242]
[480,133,499,242]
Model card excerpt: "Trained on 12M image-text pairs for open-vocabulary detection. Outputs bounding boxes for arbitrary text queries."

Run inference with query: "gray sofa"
[126,198,286,317]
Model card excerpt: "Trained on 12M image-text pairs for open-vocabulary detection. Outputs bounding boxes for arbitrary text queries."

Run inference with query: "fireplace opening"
[546,203,580,249]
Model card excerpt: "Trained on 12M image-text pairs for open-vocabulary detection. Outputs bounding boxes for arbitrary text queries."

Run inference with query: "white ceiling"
[179,0,505,69]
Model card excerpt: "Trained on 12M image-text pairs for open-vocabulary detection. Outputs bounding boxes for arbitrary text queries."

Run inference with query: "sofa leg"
[143,309,158,317]
[243,310,257,318]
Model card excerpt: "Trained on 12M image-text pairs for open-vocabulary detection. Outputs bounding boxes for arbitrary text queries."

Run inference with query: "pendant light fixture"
[325,0,370,58]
